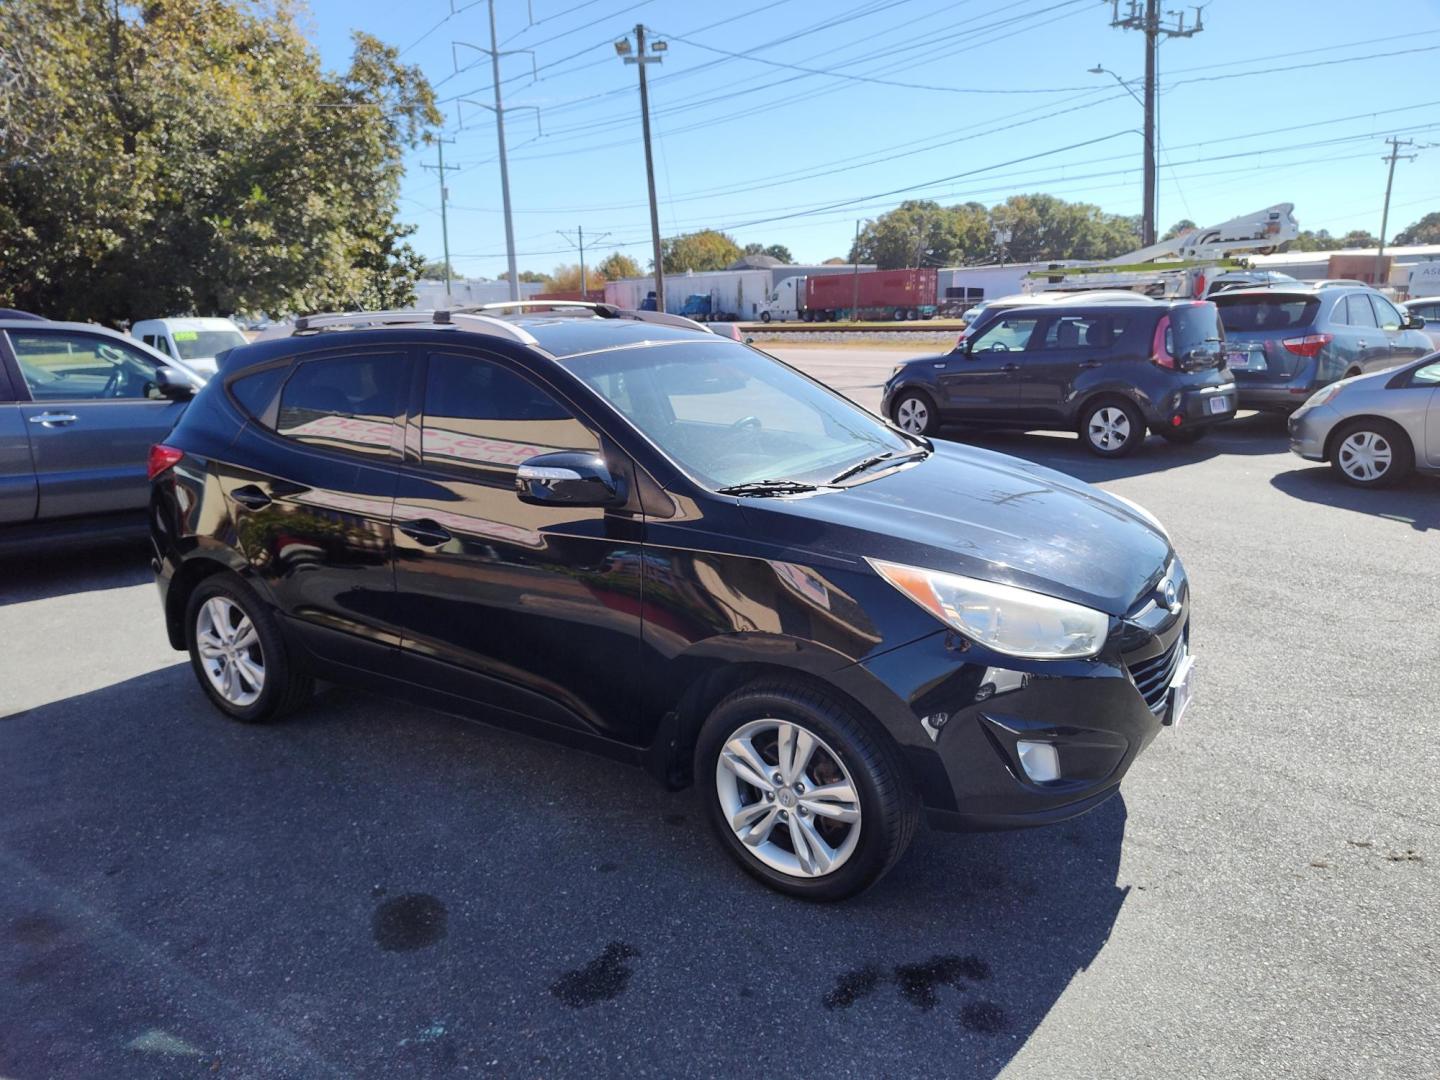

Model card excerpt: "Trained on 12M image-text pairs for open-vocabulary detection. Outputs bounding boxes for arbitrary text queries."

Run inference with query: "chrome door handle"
[1001,363,1020,373]
[1078,359,1102,369]
[29,412,78,426]
[230,485,273,510]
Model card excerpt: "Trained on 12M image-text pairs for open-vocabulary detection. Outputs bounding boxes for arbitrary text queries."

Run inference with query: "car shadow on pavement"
[945,413,1290,484]
[2,667,1128,1078]
[1270,466,1440,531]
[0,540,152,606]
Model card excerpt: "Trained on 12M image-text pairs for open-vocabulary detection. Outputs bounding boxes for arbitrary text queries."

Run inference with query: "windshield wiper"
[717,479,823,497]
[829,449,927,485]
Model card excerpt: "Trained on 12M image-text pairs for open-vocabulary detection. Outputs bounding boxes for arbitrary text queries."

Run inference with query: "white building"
[1247,244,1440,295]
[604,261,878,319]
[937,262,1081,308]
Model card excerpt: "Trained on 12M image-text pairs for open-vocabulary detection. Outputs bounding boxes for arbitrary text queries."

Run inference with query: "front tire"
[185,573,312,722]
[1081,397,1145,457]
[696,681,918,900]
[1330,419,1413,487]
[890,389,939,437]
[759,311,771,323]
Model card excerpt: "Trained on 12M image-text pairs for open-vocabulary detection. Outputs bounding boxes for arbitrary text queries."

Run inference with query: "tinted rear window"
[229,366,288,419]
[275,354,404,458]
[1169,303,1223,353]
[1213,295,1319,333]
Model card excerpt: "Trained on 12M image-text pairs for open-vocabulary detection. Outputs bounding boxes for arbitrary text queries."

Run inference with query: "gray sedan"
[1288,352,1440,486]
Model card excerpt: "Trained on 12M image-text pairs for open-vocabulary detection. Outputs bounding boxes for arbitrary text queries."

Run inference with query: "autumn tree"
[0,0,440,323]
[596,252,642,279]
[661,230,742,273]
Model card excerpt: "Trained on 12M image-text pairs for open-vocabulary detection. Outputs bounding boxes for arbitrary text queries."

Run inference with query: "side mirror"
[154,366,196,400]
[1405,313,1426,330]
[515,451,624,508]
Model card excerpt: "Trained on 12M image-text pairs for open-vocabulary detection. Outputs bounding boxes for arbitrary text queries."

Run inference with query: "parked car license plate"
[1208,396,1231,415]
[1168,653,1195,727]
[1225,349,1248,370]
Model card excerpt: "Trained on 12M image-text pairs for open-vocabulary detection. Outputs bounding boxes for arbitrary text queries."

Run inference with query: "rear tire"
[1080,397,1145,457]
[759,311,771,323]
[890,389,939,437]
[1329,418,1413,487]
[696,680,918,901]
[185,573,312,723]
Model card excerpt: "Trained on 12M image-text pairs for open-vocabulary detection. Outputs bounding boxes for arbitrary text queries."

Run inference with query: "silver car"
[1287,352,1440,486]
[1402,297,1440,350]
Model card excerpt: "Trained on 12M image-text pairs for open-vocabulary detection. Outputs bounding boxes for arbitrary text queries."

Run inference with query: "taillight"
[148,444,184,480]
[1151,315,1176,369]
[1281,333,1333,357]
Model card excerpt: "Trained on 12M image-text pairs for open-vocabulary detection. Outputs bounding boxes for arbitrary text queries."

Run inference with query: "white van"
[131,317,248,376]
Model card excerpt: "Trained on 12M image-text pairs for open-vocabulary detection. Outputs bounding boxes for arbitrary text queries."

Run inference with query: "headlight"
[867,558,1109,659]
[890,364,905,378]
[1107,492,1170,542]
[1302,382,1343,410]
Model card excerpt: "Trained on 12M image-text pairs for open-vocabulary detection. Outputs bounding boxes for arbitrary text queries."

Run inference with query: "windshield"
[171,329,246,359]
[559,340,912,490]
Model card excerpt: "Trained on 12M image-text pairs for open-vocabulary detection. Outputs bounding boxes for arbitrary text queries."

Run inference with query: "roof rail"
[475,300,711,334]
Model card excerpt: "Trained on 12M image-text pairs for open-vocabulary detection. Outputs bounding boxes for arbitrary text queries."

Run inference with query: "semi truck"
[758,268,939,322]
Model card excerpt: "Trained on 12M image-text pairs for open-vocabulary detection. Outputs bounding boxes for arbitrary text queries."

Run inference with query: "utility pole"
[617,26,667,312]
[1377,136,1416,284]
[1106,1,1203,247]
[452,5,541,302]
[557,225,610,297]
[419,136,459,301]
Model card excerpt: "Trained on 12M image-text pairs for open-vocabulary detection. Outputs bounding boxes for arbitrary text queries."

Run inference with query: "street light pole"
[618,26,667,312]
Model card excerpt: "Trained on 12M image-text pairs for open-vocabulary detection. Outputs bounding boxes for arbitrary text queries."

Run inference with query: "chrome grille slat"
[1127,631,1185,713]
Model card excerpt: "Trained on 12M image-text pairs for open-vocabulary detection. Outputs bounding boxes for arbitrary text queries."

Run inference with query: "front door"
[1,328,189,519]
[1372,293,1432,365]
[390,349,644,741]
[938,314,1040,420]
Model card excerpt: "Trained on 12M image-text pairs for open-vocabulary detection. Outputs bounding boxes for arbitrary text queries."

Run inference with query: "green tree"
[989,194,1139,263]
[850,200,994,269]
[596,252,642,279]
[1339,229,1380,249]
[1394,212,1440,245]
[0,0,440,323]
[418,259,457,280]
[661,229,742,273]
[1161,219,1198,241]
[742,242,794,263]
[1286,229,1343,252]
[500,269,549,283]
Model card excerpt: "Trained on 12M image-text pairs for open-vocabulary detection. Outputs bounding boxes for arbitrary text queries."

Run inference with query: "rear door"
[0,352,37,523]
[1,327,189,520]
[389,348,645,740]
[222,348,407,661]
[1371,293,1431,366]
[1018,311,1131,422]
[1333,293,1383,374]
[938,313,1040,419]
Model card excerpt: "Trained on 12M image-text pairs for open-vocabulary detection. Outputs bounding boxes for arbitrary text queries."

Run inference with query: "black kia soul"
[884,298,1235,456]
[150,303,1193,900]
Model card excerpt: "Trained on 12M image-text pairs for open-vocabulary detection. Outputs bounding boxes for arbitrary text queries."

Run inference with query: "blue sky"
[302,0,1440,278]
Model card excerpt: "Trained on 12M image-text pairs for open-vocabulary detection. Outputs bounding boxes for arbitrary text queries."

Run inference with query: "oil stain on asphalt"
[372,893,448,952]
[824,953,1007,1033]
[550,942,639,1007]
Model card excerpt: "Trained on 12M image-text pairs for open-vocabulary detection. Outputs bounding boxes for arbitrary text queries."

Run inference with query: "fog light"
[1016,740,1060,782]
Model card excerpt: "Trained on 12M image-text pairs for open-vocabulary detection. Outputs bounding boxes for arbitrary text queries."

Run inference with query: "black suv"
[150,303,1191,900]
[883,298,1235,456]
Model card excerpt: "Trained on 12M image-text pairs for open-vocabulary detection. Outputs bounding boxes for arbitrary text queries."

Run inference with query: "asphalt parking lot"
[3,345,1437,1079]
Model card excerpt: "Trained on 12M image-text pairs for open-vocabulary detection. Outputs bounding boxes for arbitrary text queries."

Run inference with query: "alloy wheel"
[195,596,265,706]
[1088,406,1132,451]
[714,718,862,878]
[1338,430,1392,482]
[895,395,930,435]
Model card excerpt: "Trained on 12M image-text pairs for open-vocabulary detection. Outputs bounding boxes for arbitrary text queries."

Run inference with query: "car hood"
[741,441,1172,616]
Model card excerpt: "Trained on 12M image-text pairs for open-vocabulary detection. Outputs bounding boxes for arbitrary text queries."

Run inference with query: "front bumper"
[1287,402,1340,461]
[853,590,1187,832]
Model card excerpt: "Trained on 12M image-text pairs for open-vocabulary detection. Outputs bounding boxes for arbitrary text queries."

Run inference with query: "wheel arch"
[641,636,916,796]
[163,551,255,650]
